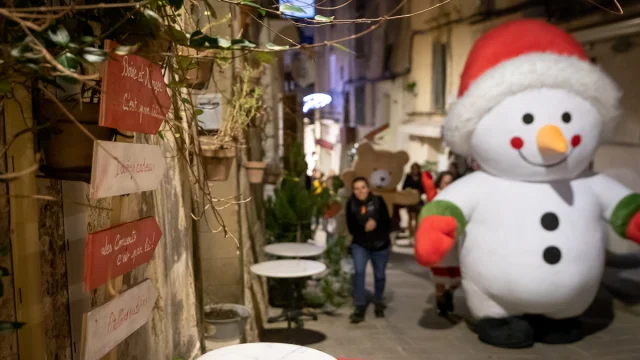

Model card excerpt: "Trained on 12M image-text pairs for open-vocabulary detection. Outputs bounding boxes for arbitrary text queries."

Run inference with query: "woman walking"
[346,177,392,323]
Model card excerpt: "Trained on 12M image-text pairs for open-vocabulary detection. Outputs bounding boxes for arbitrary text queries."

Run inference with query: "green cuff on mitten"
[419,200,467,233]
[611,193,640,238]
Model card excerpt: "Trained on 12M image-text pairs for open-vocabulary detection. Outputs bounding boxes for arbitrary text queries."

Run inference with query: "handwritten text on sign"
[89,141,167,199]
[84,217,162,291]
[99,40,171,134]
[82,279,157,360]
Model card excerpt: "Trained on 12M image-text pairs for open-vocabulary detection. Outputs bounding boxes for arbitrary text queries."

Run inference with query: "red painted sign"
[83,217,162,291]
[99,41,171,134]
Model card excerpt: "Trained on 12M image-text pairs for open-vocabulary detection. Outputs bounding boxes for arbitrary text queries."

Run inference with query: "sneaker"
[374,303,386,318]
[350,306,366,324]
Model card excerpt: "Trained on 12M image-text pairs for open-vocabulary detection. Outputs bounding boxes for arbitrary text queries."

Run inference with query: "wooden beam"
[4,83,46,359]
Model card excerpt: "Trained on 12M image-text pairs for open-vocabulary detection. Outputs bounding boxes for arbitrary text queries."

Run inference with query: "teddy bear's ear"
[341,169,355,189]
[356,142,375,159]
[395,150,410,165]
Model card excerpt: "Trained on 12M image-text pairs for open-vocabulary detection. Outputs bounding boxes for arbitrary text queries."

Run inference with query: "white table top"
[197,342,336,360]
[264,243,326,257]
[250,260,326,279]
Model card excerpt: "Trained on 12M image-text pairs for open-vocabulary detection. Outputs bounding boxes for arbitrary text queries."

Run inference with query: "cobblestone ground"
[264,249,640,360]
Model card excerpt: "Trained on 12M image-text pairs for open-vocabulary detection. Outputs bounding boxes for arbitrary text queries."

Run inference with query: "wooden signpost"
[89,141,167,199]
[81,279,158,360]
[83,217,162,291]
[99,40,172,134]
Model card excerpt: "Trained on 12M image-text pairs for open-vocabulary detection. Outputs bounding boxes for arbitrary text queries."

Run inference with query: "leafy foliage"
[265,142,330,244]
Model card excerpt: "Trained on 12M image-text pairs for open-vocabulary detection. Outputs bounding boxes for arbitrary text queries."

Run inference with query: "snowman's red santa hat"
[444,19,622,156]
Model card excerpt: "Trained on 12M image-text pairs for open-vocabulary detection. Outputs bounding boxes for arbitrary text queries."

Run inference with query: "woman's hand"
[365,218,377,232]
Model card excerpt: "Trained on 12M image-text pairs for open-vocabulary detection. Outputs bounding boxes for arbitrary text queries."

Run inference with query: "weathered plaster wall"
[37,179,72,360]
[116,135,201,360]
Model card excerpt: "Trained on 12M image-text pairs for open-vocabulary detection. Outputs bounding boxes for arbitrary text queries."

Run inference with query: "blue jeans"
[351,243,391,307]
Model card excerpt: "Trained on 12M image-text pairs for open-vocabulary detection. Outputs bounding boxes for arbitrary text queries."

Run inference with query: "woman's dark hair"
[351,176,369,188]
[410,162,421,173]
[435,171,455,189]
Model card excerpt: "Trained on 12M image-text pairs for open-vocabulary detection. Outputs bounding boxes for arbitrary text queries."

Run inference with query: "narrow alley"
[4,1,640,360]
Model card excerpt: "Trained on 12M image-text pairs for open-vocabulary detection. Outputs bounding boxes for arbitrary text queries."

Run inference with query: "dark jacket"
[346,194,391,251]
[402,174,424,194]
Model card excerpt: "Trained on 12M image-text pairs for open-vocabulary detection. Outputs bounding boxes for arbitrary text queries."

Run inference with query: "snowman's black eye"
[562,112,572,123]
[522,113,534,124]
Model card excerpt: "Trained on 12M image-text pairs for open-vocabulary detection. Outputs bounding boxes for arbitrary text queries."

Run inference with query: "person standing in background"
[421,171,458,316]
[346,177,392,323]
[402,163,425,239]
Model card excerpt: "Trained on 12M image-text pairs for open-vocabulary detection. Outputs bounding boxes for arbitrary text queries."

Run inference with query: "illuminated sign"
[303,93,332,113]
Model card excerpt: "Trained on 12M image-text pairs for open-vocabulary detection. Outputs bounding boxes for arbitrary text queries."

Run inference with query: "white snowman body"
[438,88,633,320]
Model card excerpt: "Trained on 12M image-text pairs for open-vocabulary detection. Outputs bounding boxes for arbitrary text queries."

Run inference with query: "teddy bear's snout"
[369,169,392,189]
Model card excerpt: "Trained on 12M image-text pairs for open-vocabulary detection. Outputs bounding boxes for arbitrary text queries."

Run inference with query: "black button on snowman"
[541,212,561,265]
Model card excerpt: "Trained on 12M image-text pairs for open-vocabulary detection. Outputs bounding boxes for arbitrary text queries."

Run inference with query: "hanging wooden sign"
[83,217,162,291]
[81,279,157,360]
[99,40,171,134]
[89,141,167,199]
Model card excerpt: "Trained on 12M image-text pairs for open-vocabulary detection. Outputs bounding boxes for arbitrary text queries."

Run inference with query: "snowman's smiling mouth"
[517,148,576,168]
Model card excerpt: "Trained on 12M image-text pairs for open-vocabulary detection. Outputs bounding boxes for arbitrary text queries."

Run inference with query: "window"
[432,42,447,111]
[354,85,366,126]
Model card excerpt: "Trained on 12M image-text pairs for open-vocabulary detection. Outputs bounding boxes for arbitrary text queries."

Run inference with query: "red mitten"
[422,171,438,202]
[415,215,457,267]
[627,211,640,244]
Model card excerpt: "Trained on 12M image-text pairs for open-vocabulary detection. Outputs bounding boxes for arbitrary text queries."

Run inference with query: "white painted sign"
[89,141,167,199]
[82,279,158,360]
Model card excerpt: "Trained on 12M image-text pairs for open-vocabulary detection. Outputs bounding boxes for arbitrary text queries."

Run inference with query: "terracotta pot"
[245,161,266,184]
[324,201,342,218]
[178,46,214,90]
[39,101,114,170]
[264,163,282,185]
[201,140,236,181]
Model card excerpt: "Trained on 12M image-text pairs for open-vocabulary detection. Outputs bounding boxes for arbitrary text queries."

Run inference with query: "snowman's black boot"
[475,316,535,349]
[436,290,454,316]
[528,315,583,344]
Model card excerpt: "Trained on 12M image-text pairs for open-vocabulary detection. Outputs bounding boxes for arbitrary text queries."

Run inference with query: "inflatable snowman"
[415,19,640,348]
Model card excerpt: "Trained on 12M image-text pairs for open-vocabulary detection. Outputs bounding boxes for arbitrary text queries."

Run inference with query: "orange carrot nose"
[537,125,568,154]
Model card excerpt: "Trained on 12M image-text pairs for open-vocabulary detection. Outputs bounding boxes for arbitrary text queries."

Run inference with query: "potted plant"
[37,88,115,172]
[176,46,214,90]
[200,138,236,182]
[198,68,261,181]
[245,160,266,184]
[203,303,251,341]
[264,162,282,185]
